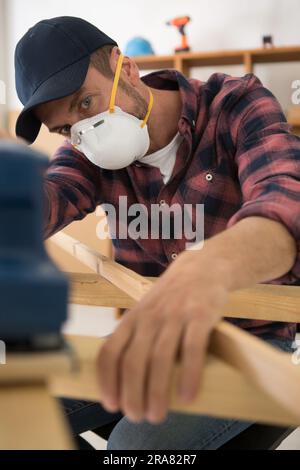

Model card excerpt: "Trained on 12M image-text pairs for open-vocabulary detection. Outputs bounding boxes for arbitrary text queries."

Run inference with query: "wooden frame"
[50,232,300,424]
[1,230,300,449]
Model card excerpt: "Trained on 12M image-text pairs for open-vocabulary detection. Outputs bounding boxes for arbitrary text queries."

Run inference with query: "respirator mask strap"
[108,53,154,128]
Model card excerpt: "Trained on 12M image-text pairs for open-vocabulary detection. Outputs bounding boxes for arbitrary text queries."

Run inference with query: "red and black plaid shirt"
[44,69,300,341]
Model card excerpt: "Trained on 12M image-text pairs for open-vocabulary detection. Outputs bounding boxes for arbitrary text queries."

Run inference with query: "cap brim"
[16,55,90,144]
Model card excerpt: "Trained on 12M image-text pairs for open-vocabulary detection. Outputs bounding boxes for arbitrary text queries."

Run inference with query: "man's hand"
[97,216,296,425]
[97,250,229,424]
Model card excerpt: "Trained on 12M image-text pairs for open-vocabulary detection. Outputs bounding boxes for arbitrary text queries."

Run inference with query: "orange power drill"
[166,16,191,53]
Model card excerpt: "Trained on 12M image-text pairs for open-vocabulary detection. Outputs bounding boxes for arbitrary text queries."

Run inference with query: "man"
[12,16,300,449]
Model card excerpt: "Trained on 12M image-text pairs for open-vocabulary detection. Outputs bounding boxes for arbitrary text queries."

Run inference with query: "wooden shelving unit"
[135,45,300,133]
[134,45,300,76]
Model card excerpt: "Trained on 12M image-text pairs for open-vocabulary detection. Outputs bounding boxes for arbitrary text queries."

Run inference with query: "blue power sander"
[0,141,68,351]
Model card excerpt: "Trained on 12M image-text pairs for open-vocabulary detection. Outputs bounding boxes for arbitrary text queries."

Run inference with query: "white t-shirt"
[139,132,184,184]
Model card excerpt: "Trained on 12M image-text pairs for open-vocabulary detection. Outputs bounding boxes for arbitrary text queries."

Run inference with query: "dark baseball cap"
[15,16,118,144]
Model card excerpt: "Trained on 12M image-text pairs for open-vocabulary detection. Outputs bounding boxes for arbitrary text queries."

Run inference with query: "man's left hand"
[97,250,229,424]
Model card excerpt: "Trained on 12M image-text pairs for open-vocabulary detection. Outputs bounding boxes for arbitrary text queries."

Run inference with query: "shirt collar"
[141,69,199,133]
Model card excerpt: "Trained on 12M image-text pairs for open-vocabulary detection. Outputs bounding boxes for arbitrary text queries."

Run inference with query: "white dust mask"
[71,53,154,170]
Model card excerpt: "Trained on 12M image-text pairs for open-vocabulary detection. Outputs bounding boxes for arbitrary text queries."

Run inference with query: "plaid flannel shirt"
[44,69,300,341]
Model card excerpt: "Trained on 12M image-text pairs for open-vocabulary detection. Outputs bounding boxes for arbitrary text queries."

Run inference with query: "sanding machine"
[0,141,68,352]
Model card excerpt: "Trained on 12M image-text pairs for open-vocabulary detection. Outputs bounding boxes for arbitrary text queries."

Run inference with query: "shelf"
[250,46,300,63]
[135,45,300,76]
[135,47,300,134]
[134,54,175,70]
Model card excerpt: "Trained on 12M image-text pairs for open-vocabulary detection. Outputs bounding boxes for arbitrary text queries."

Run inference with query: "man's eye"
[81,96,92,110]
[60,125,71,136]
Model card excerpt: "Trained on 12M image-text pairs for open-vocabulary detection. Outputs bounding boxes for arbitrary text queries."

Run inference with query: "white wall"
[3,0,300,112]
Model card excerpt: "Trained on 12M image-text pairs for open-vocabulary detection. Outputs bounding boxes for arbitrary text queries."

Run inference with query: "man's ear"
[110,47,140,87]
[109,46,122,74]
[126,59,140,88]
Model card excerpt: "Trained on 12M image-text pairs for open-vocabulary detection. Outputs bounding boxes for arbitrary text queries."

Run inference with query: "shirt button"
[171,253,178,260]
[206,173,213,182]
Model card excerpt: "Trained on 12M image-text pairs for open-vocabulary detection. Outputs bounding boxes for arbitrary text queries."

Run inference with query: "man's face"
[35,57,148,139]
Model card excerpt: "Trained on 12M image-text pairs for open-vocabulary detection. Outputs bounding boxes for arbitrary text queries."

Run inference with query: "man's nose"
[68,114,82,128]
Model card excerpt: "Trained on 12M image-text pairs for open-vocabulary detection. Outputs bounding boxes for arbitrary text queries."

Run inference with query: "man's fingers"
[177,318,211,402]
[119,318,160,422]
[145,319,184,424]
[97,312,135,411]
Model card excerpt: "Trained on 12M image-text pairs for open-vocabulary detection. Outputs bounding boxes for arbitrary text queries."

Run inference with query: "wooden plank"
[0,348,74,384]
[68,272,300,323]
[210,321,300,422]
[69,272,136,308]
[51,232,151,301]
[225,283,300,322]
[50,335,300,427]
[0,384,74,450]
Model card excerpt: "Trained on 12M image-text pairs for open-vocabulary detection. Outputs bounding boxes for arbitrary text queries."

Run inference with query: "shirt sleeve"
[226,75,300,284]
[43,142,102,239]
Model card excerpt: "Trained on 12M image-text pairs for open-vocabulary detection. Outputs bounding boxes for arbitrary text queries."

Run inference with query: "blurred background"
[1,0,300,129]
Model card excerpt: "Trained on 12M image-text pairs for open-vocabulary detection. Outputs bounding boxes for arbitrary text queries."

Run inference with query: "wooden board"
[50,335,300,427]
[0,384,74,450]
[68,272,300,323]
[0,348,74,384]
